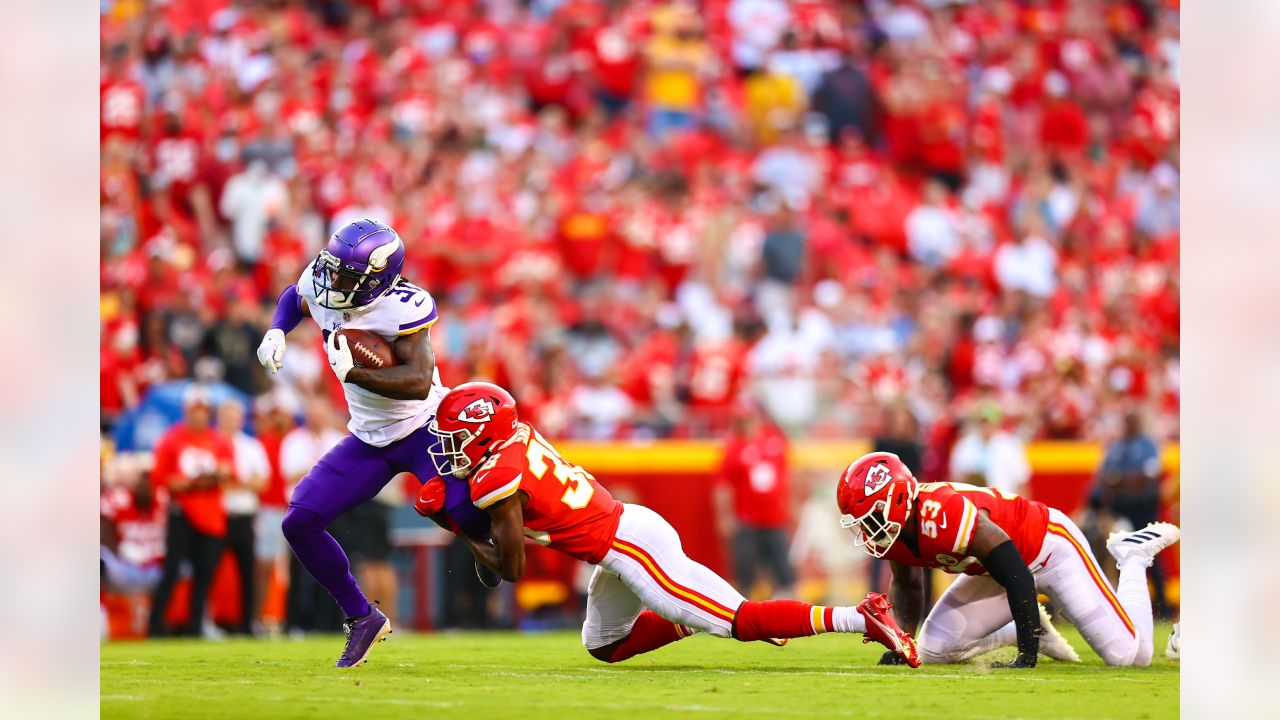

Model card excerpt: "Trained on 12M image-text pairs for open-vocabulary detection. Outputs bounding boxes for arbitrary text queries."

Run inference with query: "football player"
[415,382,921,665]
[256,219,488,667]
[837,452,1179,668]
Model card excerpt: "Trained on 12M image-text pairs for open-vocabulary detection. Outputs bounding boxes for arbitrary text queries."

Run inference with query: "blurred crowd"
[101,0,1180,447]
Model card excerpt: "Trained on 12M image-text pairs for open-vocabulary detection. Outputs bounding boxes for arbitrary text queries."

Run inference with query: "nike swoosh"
[414,297,426,307]
[940,514,948,529]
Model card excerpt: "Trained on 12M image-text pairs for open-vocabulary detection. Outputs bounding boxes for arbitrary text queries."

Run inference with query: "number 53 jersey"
[469,422,624,564]
[882,482,1050,576]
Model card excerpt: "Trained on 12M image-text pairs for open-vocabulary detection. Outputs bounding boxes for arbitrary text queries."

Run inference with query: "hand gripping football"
[336,329,397,369]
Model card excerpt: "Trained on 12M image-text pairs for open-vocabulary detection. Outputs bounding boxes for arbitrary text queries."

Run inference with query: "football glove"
[326,332,354,383]
[257,328,287,374]
[415,477,448,517]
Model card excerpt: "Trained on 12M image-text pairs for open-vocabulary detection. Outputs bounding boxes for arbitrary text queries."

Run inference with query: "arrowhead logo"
[864,463,893,496]
[458,398,496,424]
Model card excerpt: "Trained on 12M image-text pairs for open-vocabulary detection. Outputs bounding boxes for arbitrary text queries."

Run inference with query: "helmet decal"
[864,463,893,496]
[458,398,496,424]
[367,237,402,272]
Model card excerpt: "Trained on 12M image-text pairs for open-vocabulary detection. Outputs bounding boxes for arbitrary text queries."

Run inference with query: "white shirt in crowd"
[906,203,960,268]
[994,235,1058,298]
[949,429,1032,497]
[224,431,271,516]
[218,161,288,263]
[280,426,346,493]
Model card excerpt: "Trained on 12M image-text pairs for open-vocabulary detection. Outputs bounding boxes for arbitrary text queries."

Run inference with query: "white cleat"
[1165,622,1180,661]
[1037,604,1080,662]
[1107,522,1180,568]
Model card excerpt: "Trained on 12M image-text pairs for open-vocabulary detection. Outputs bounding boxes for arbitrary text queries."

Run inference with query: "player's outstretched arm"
[968,513,1042,667]
[483,495,527,583]
[257,284,307,374]
[878,561,927,665]
[342,329,437,400]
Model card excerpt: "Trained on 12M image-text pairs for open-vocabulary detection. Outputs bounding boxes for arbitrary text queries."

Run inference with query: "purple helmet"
[311,219,406,310]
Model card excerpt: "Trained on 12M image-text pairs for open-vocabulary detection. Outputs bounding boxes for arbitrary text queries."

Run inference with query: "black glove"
[879,650,908,666]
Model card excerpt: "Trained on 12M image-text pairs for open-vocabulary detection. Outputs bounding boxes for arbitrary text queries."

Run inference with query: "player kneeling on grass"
[837,452,1179,668]
[415,382,921,666]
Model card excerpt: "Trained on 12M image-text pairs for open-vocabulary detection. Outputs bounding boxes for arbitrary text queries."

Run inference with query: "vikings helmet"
[311,219,406,310]
[836,452,920,558]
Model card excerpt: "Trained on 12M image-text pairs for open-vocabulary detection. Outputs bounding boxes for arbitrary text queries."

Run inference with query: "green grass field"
[101,624,1178,720]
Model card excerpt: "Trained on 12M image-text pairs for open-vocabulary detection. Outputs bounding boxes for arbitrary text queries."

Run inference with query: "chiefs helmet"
[836,452,919,558]
[428,382,519,477]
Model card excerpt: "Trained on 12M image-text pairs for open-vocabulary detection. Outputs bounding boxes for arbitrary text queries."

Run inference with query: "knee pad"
[281,506,325,547]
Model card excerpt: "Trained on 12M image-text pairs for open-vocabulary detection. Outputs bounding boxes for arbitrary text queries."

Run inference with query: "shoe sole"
[345,619,392,668]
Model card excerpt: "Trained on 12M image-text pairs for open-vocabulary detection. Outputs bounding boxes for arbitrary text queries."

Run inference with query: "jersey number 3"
[920,499,943,539]
[525,437,596,509]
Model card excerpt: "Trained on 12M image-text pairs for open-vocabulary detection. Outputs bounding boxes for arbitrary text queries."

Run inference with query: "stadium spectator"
[250,393,295,635]
[217,399,270,635]
[716,402,795,598]
[1089,408,1171,618]
[279,398,345,634]
[148,385,233,637]
[101,452,166,635]
[949,401,1031,497]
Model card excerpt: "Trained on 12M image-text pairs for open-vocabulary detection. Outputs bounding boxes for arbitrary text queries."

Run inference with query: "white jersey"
[297,264,449,447]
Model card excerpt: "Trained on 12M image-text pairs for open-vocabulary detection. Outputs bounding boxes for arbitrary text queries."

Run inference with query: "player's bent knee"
[1097,636,1141,667]
[281,506,324,547]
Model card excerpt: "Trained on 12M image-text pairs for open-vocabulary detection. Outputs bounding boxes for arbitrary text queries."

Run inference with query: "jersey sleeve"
[470,465,523,509]
[397,286,439,336]
[938,493,981,556]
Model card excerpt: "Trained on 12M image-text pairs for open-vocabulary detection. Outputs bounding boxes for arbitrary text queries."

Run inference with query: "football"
[336,328,397,369]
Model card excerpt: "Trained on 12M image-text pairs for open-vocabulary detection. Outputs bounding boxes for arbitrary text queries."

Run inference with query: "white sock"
[1116,558,1155,662]
[829,606,865,634]
[953,622,1018,661]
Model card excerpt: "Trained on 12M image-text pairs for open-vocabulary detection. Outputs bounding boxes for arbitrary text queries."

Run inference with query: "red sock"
[606,610,692,663]
[733,600,835,642]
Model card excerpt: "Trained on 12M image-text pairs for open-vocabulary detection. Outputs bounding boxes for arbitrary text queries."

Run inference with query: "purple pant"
[283,422,489,618]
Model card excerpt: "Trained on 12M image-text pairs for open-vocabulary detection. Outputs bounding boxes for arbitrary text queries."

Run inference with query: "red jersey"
[101,486,166,568]
[469,422,623,564]
[881,482,1049,576]
[718,427,790,528]
[151,423,234,537]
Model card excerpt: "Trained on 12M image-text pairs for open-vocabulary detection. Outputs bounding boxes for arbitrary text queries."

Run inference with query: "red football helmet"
[836,452,919,558]
[428,382,519,477]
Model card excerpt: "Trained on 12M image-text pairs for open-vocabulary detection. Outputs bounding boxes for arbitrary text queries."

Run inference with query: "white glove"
[327,332,354,383]
[257,328,287,374]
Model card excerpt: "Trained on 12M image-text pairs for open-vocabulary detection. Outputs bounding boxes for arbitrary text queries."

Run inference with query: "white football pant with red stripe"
[583,504,745,649]
[917,509,1154,666]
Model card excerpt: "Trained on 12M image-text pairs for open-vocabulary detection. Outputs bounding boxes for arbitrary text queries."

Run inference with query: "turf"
[101,623,1178,720]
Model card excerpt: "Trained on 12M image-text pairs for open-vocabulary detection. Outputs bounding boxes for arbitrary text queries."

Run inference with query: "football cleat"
[1165,622,1180,661]
[856,592,920,668]
[1037,604,1080,662]
[334,602,391,668]
[1106,522,1180,568]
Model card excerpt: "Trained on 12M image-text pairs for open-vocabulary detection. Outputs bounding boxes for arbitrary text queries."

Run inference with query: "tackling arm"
[482,494,527,583]
[967,512,1041,667]
[880,561,928,665]
[342,329,437,401]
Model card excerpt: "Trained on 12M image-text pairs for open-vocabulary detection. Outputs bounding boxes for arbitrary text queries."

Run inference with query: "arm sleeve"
[983,540,1041,657]
[471,466,522,509]
[270,284,306,333]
